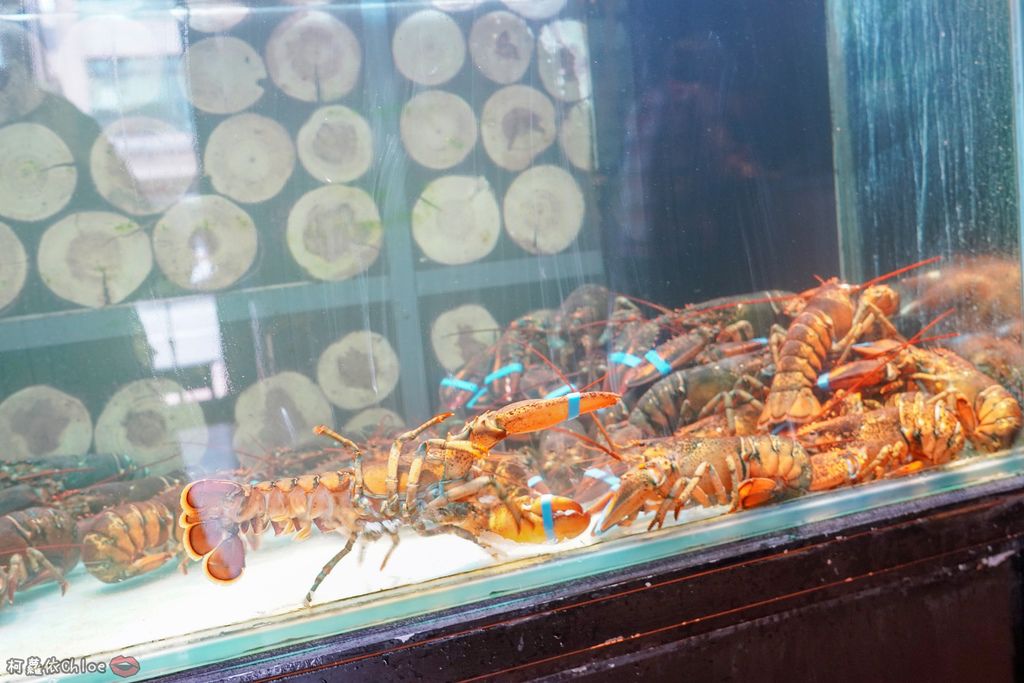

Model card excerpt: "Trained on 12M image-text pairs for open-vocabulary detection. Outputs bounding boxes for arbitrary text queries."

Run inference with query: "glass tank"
[0,0,1020,679]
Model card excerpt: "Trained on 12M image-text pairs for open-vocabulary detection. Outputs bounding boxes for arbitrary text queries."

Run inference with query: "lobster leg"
[415,522,503,559]
[426,475,521,528]
[650,462,707,531]
[379,532,401,571]
[24,547,71,595]
[305,534,357,606]
[387,414,451,510]
[834,300,904,364]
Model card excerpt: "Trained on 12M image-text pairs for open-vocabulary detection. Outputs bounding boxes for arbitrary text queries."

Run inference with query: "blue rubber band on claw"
[565,392,581,421]
[816,372,831,392]
[527,475,544,488]
[644,349,673,376]
[540,494,556,542]
[544,384,577,399]
[440,377,479,393]
[584,467,620,490]
[466,387,489,409]
[608,352,643,367]
[484,363,523,385]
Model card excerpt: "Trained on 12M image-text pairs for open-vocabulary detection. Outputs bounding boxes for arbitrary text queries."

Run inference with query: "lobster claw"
[488,495,590,543]
[816,358,894,394]
[597,469,659,532]
[492,391,620,435]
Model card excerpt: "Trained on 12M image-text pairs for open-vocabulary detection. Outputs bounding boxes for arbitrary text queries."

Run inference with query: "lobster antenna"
[859,255,942,290]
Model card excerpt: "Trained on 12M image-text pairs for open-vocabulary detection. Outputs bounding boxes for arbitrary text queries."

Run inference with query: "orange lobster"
[180,392,618,605]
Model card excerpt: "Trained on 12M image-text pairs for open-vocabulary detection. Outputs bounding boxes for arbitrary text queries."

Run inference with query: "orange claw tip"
[181,479,242,512]
[201,536,245,584]
[597,486,649,533]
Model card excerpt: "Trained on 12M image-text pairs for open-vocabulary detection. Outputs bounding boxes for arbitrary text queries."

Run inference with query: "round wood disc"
[205,113,295,204]
[393,10,466,86]
[0,385,92,462]
[183,36,266,115]
[232,371,333,454]
[91,117,198,216]
[469,11,533,85]
[0,221,27,312]
[186,0,250,33]
[537,19,591,102]
[38,211,153,308]
[412,175,500,265]
[317,331,400,410]
[503,165,584,254]
[317,331,401,411]
[559,98,593,171]
[153,195,258,291]
[343,408,405,439]
[265,10,361,103]
[400,90,477,170]
[480,84,556,171]
[0,123,76,222]
[432,0,484,11]
[501,0,567,20]
[287,185,382,281]
[0,22,45,125]
[297,105,373,183]
[95,378,209,474]
[431,303,500,372]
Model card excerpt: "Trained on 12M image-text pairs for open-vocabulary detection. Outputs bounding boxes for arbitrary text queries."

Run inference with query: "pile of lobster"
[3,258,1023,610]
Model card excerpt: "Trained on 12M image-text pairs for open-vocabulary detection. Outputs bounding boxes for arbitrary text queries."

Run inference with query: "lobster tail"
[179,480,247,582]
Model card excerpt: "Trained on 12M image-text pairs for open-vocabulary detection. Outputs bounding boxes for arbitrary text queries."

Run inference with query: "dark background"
[593,0,839,306]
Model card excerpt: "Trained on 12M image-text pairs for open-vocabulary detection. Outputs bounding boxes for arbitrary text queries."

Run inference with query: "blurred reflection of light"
[189,238,214,286]
[136,296,229,400]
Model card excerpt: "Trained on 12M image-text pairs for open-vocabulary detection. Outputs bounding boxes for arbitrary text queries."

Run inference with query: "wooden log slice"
[265,11,361,103]
[153,195,258,291]
[559,98,593,171]
[393,10,466,86]
[431,303,500,372]
[0,222,27,313]
[317,330,400,410]
[480,84,556,171]
[296,105,373,184]
[0,22,45,125]
[469,11,533,85]
[95,378,209,474]
[501,0,567,20]
[38,211,153,308]
[0,385,92,462]
[232,371,333,454]
[0,123,76,222]
[91,117,198,216]
[183,36,266,115]
[205,113,295,204]
[431,0,484,11]
[185,0,250,33]
[411,175,500,265]
[400,90,477,170]
[537,19,591,102]
[503,164,584,255]
[287,185,382,281]
[343,408,405,440]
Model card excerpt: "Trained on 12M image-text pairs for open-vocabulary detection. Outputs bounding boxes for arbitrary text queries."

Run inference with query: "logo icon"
[109,655,140,678]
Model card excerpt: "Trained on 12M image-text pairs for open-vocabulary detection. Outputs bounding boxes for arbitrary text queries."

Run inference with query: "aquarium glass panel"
[0,0,1019,679]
